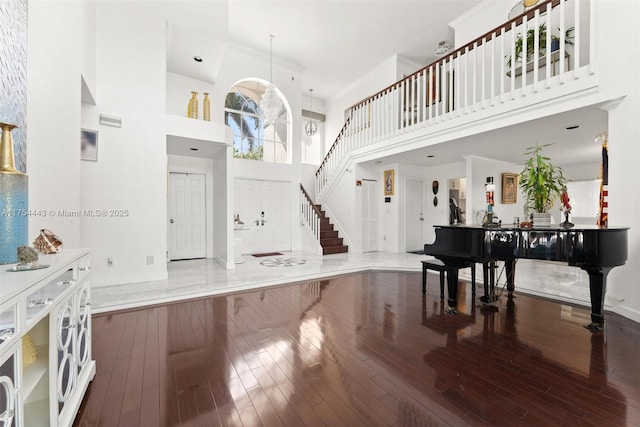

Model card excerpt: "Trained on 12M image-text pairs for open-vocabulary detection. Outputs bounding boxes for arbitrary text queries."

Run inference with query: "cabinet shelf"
[23,344,48,399]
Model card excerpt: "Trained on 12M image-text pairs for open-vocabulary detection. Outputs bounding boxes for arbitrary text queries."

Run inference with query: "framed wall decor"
[502,172,518,204]
[81,129,98,161]
[384,169,394,196]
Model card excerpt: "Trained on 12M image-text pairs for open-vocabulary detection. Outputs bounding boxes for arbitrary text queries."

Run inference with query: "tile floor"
[92,252,596,314]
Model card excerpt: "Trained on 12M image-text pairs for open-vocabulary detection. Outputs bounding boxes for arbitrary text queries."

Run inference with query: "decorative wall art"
[384,169,394,196]
[81,129,98,161]
[0,0,28,264]
[502,172,518,204]
[0,0,27,172]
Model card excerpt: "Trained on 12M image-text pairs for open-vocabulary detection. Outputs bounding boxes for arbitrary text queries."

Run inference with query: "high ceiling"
[167,0,483,100]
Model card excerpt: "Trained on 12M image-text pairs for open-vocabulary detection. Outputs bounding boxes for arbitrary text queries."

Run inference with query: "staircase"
[316,205,348,255]
[315,0,592,201]
[300,184,348,255]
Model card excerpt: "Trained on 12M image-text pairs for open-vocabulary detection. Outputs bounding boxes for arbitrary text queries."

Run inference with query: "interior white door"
[405,179,425,252]
[362,180,378,252]
[261,181,291,252]
[168,173,206,260]
[234,179,291,254]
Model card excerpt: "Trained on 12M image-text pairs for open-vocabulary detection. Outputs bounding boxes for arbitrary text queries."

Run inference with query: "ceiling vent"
[99,114,122,128]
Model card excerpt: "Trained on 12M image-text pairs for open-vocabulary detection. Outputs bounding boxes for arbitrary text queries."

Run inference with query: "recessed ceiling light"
[190,148,199,151]
[566,125,580,130]
[193,56,203,63]
[427,155,435,158]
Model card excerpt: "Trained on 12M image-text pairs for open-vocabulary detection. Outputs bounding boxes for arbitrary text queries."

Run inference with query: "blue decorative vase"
[0,122,28,264]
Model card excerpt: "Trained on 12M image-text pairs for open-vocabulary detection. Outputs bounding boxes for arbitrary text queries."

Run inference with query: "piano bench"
[421,259,476,300]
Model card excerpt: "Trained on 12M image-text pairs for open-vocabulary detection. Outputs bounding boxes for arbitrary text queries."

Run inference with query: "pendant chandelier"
[305,88,318,136]
[260,35,283,125]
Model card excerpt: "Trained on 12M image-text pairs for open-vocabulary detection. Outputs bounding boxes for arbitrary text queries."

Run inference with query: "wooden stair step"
[323,245,349,255]
[320,237,343,247]
[320,230,338,239]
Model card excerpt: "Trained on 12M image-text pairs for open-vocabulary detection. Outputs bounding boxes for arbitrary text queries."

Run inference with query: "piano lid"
[433,224,630,232]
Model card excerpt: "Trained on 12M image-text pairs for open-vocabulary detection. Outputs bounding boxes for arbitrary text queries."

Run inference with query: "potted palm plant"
[506,24,575,68]
[519,144,566,226]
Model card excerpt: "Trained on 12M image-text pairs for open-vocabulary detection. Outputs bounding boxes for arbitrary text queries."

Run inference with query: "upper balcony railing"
[316,0,594,199]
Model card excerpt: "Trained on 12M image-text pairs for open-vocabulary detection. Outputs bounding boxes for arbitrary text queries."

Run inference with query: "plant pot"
[532,212,552,227]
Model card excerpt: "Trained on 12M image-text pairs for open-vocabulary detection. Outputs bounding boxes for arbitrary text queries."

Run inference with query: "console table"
[0,249,95,426]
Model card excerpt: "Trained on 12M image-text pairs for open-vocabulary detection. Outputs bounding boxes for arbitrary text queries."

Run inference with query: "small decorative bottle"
[203,93,211,121]
[187,91,199,119]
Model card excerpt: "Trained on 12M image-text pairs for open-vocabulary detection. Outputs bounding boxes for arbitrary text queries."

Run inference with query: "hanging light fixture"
[260,35,283,125]
[305,88,318,136]
[508,0,541,20]
[434,41,453,56]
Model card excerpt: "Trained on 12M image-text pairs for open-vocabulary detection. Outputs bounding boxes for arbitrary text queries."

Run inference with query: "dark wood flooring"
[74,272,640,426]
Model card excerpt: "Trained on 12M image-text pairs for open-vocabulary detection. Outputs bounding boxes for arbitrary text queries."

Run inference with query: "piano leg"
[583,267,612,332]
[446,268,459,314]
[505,259,516,298]
[480,261,499,304]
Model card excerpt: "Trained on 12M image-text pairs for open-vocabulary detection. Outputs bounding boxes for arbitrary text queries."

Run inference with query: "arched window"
[225,80,291,163]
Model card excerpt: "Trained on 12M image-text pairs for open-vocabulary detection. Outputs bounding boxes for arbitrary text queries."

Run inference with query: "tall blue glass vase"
[0,122,28,264]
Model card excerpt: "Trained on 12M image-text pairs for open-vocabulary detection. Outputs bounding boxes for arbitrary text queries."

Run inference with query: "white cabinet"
[0,343,18,426]
[0,249,94,427]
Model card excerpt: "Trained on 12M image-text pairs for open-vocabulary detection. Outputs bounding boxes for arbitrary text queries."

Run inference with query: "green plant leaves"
[519,144,566,214]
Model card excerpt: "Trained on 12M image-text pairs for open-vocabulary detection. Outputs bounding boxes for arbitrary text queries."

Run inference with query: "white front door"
[168,173,207,260]
[405,179,425,252]
[362,180,378,252]
[234,179,291,254]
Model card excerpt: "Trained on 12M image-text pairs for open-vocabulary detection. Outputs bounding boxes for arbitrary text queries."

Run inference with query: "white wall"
[466,156,525,225]
[213,147,233,267]
[166,72,215,117]
[325,55,399,155]
[595,1,640,323]
[301,92,326,165]
[424,161,466,243]
[81,2,169,287]
[167,155,214,258]
[27,0,84,247]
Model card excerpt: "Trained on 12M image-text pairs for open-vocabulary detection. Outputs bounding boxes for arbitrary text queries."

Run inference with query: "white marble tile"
[91,251,596,313]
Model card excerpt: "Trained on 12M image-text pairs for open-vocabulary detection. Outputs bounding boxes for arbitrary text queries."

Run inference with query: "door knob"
[170,219,174,224]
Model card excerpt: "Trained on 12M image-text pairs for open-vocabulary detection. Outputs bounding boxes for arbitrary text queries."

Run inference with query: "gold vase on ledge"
[0,122,29,264]
[203,92,211,121]
[187,91,199,119]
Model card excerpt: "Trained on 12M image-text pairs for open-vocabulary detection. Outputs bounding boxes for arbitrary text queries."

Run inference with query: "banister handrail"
[316,116,351,176]
[300,184,323,216]
[348,0,561,111]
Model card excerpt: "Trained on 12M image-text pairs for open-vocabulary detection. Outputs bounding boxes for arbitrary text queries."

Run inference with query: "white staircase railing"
[300,184,323,254]
[316,0,592,199]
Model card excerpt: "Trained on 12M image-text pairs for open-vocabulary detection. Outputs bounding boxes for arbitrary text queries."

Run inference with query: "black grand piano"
[424,224,629,331]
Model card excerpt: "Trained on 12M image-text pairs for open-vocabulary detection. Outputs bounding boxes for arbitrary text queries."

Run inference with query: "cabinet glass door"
[75,284,91,375]
[55,297,76,415]
[0,353,17,427]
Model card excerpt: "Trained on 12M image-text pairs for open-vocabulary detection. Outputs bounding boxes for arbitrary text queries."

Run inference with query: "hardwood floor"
[74,271,640,426]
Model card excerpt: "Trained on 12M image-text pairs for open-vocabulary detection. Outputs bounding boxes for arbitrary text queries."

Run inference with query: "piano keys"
[424,224,629,332]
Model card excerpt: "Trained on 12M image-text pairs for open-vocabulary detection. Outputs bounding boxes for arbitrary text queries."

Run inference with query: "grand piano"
[424,224,629,331]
